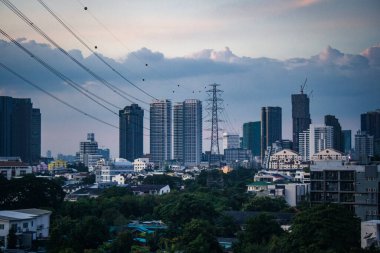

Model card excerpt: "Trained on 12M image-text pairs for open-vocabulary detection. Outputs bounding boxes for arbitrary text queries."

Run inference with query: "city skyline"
[0,1,379,157]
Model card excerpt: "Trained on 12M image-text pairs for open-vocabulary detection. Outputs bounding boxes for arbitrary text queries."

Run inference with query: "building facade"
[268,149,307,170]
[310,161,380,221]
[242,121,261,157]
[291,92,311,153]
[173,99,202,166]
[222,132,240,153]
[261,107,282,161]
[342,130,352,154]
[0,96,41,164]
[79,133,100,168]
[119,104,144,161]
[355,130,374,163]
[150,100,172,166]
[299,124,333,161]
[325,115,343,152]
[361,110,380,157]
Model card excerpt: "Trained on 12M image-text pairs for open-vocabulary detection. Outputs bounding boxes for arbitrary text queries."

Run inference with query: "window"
[23,222,28,228]
[11,224,17,231]
[0,224,4,230]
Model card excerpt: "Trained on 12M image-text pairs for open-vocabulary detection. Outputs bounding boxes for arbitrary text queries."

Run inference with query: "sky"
[0,0,380,158]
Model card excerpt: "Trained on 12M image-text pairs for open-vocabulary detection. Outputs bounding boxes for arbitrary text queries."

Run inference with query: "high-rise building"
[342,130,352,154]
[119,104,144,161]
[79,133,101,167]
[299,124,333,161]
[150,99,172,165]
[261,107,282,160]
[0,96,41,164]
[361,110,380,157]
[31,108,41,163]
[325,115,343,152]
[242,121,261,157]
[355,130,374,163]
[173,99,202,166]
[222,132,240,153]
[291,92,311,153]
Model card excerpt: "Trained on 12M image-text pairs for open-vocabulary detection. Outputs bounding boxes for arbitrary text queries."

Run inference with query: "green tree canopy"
[243,196,289,212]
[277,204,361,253]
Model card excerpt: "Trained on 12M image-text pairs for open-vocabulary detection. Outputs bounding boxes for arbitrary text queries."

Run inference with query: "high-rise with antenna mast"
[292,79,311,152]
[206,84,223,166]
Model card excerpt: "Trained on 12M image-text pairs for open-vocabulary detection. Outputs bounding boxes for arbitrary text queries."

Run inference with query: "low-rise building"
[133,158,154,172]
[0,158,32,180]
[0,209,51,249]
[311,148,346,162]
[268,149,308,170]
[130,184,170,195]
[48,159,67,170]
[361,220,380,249]
[95,158,134,183]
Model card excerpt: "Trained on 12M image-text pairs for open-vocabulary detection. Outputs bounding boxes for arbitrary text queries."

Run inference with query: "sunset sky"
[1,0,380,157]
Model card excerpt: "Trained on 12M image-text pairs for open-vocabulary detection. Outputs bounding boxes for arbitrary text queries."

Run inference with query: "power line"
[0,27,120,116]
[37,0,158,101]
[0,62,118,129]
[0,0,149,107]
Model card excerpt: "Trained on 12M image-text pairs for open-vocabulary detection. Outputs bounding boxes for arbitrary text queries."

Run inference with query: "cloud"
[0,38,379,156]
[361,44,380,67]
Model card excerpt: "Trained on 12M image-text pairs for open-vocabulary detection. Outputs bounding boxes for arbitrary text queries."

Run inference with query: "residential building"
[133,158,154,172]
[0,157,32,180]
[361,109,380,157]
[150,100,172,166]
[299,124,333,161]
[130,184,170,195]
[0,209,51,249]
[173,99,202,166]
[310,161,380,221]
[311,148,346,161]
[119,104,144,161]
[48,160,67,170]
[98,148,110,161]
[95,158,134,183]
[268,149,307,170]
[291,92,311,153]
[343,130,352,154]
[267,183,310,207]
[355,131,374,163]
[325,115,343,152]
[242,121,261,157]
[0,96,41,164]
[261,107,282,161]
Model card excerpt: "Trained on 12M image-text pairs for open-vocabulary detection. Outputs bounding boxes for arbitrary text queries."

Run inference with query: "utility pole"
[206,83,223,167]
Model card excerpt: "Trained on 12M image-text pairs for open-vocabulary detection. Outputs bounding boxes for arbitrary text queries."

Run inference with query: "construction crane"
[300,78,307,94]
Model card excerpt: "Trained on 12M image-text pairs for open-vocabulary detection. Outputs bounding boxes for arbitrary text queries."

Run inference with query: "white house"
[133,158,154,172]
[130,184,170,195]
[0,159,32,180]
[268,149,308,170]
[311,148,346,161]
[0,209,51,249]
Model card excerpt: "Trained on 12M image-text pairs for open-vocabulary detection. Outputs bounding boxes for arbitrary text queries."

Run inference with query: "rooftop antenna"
[300,78,307,94]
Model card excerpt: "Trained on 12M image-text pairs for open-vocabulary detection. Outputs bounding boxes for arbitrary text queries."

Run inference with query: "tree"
[242,196,289,212]
[179,219,223,253]
[0,175,65,210]
[275,204,361,253]
[142,174,181,189]
[234,213,283,253]
[7,228,18,249]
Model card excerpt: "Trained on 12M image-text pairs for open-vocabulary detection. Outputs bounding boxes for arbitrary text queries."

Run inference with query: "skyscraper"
[31,108,41,163]
[0,96,41,164]
[355,130,374,163]
[222,132,240,153]
[325,115,343,152]
[242,121,261,157]
[291,92,311,152]
[361,110,380,157]
[261,107,282,160]
[150,99,172,165]
[299,124,334,161]
[342,130,352,154]
[119,104,144,161]
[173,99,202,165]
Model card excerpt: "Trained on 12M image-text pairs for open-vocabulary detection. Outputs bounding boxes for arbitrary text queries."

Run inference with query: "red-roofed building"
[0,158,32,180]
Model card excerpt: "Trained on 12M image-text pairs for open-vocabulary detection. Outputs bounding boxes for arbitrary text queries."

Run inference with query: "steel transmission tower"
[206,83,223,166]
